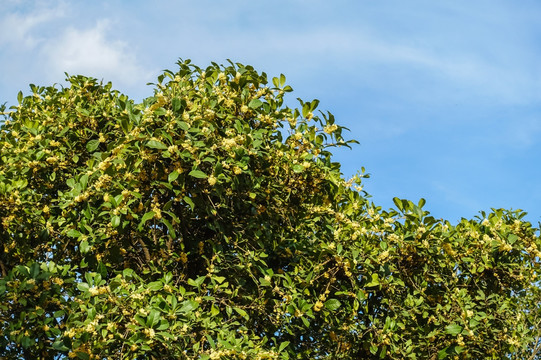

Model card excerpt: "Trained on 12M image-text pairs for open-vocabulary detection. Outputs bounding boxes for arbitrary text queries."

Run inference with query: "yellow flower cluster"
[323,124,338,134]
[88,286,108,297]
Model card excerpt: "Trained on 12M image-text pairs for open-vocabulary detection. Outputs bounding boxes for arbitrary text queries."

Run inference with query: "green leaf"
[187,276,206,288]
[154,108,166,116]
[67,229,82,238]
[76,351,90,360]
[280,74,286,87]
[248,99,263,109]
[161,218,176,239]
[139,211,155,228]
[146,309,160,328]
[292,164,304,173]
[444,324,463,336]
[77,282,89,292]
[179,300,198,313]
[177,121,189,131]
[205,334,216,349]
[213,276,226,284]
[148,281,163,291]
[146,140,168,150]
[183,196,195,210]
[189,169,207,179]
[111,215,121,228]
[168,170,180,183]
[135,314,146,327]
[366,273,380,287]
[172,98,183,112]
[156,319,169,332]
[324,299,341,311]
[234,307,249,320]
[80,174,88,190]
[80,240,90,254]
[438,347,449,359]
[279,341,290,352]
[507,233,518,244]
[86,139,100,152]
[393,197,403,211]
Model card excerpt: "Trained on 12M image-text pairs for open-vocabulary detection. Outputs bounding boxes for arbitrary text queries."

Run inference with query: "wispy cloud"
[0,0,66,48]
[253,27,540,105]
[41,20,154,88]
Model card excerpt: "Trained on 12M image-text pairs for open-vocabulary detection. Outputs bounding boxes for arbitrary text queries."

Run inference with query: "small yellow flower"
[46,156,58,164]
[89,286,100,296]
[499,243,512,252]
[143,328,155,338]
[98,160,110,171]
[324,124,338,134]
[313,301,324,312]
[198,241,204,254]
[180,252,188,264]
[208,175,217,186]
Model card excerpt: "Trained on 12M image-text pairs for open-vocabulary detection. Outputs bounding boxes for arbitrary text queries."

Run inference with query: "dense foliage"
[0,60,540,359]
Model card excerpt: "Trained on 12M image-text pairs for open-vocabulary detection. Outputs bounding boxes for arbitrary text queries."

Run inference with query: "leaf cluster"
[0,60,540,359]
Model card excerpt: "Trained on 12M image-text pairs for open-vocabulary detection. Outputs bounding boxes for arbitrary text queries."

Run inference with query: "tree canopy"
[0,59,540,359]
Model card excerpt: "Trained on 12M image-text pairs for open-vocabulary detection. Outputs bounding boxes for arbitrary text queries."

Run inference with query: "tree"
[0,59,539,359]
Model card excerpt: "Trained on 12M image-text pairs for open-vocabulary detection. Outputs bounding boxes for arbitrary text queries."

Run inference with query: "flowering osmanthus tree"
[0,60,540,359]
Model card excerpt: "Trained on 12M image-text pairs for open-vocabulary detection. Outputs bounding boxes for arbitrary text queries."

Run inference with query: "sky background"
[1,0,541,225]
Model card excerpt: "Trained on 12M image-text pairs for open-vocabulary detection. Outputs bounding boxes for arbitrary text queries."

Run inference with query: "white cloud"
[259,28,539,105]
[0,1,66,48]
[41,20,155,89]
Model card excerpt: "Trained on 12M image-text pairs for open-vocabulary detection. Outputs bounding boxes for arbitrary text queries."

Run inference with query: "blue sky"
[2,0,541,224]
